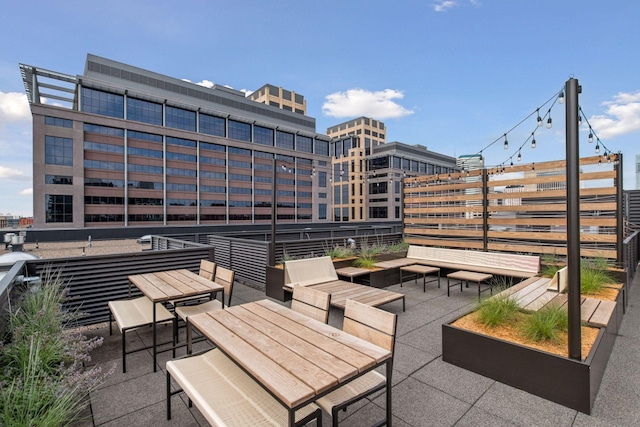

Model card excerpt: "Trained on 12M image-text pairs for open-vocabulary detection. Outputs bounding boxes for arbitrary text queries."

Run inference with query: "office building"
[327,117,386,221]
[247,84,306,115]
[20,54,332,228]
[328,135,457,222]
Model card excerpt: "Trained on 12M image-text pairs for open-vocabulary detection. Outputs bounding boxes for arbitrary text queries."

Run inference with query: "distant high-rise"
[636,154,640,189]
[326,117,386,221]
[248,84,307,115]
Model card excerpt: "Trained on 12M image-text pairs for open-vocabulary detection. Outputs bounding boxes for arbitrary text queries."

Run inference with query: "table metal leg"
[386,360,393,427]
[152,304,157,372]
[187,320,193,355]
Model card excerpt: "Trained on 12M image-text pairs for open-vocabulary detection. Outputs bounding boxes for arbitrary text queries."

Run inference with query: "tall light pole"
[270,158,279,266]
[565,77,581,360]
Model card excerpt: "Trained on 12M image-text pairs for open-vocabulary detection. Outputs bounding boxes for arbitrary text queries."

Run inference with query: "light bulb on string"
[510,158,514,168]
[558,91,565,104]
[578,115,582,126]
[531,137,536,149]
[546,117,552,129]
[536,110,543,127]
[595,144,600,154]
[503,134,508,150]
[588,133,593,143]
[517,151,521,162]
[532,162,535,172]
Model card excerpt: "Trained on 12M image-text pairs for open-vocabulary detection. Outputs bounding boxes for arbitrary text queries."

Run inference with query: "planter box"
[442,293,621,414]
[265,265,290,302]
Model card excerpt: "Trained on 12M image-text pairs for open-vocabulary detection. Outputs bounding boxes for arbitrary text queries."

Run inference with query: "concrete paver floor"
[79,270,640,426]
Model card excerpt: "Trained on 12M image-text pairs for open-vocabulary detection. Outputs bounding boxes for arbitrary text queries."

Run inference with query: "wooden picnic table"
[128,269,223,371]
[188,299,394,426]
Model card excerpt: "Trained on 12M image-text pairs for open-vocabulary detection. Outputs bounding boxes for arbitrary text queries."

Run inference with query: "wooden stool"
[447,271,493,299]
[400,265,440,292]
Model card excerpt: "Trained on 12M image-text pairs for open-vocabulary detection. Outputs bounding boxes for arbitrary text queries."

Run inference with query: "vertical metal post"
[616,153,624,264]
[270,158,277,266]
[565,78,581,360]
[482,169,488,251]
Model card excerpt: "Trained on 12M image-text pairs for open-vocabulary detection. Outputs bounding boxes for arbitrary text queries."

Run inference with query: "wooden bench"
[400,265,440,292]
[166,348,321,426]
[490,273,617,329]
[400,245,540,279]
[447,271,493,298]
[283,257,405,312]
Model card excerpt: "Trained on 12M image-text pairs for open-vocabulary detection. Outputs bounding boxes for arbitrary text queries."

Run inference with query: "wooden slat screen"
[404,155,621,260]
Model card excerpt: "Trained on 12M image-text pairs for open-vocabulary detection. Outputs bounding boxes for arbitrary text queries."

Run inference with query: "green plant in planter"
[477,289,520,328]
[580,262,614,295]
[521,305,568,343]
[324,245,354,259]
[541,254,564,278]
[0,267,112,426]
[353,253,378,269]
[387,240,409,253]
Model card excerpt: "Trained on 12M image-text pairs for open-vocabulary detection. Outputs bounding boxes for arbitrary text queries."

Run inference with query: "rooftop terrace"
[74,269,640,426]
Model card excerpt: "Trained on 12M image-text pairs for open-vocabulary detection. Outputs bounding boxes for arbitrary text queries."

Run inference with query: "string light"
[503,134,508,150]
[517,151,521,162]
[558,91,565,104]
[531,133,536,149]
[546,116,552,129]
[588,133,594,143]
[537,109,543,127]
[595,143,600,154]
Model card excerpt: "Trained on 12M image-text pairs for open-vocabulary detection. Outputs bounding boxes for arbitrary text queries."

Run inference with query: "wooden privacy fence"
[403,154,623,261]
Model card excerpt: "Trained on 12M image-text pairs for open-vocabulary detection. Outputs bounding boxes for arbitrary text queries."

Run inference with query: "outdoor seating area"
[75,263,640,426]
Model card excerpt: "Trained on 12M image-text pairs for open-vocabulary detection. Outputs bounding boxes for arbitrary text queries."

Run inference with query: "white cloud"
[588,91,640,139]
[432,1,457,12]
[0,91,30,123]
[322,88,414,119]
[240,89,254,97]
[19,188,32,196]
[0,166,30,181]
[181,78,215,88]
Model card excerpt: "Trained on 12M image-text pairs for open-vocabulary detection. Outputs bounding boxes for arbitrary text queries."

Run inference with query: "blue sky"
[1,0,639,217]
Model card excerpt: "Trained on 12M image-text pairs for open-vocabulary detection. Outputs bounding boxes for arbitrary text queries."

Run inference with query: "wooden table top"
[447,270,493,282]
[400,265,440,274]
[128,269,223,303]
[335,266,373,278]
[188,299,391,409]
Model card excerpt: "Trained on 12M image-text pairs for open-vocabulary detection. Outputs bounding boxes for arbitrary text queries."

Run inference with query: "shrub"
[477,292,520,328]
[387,240,409,253]
[521,306,568,343]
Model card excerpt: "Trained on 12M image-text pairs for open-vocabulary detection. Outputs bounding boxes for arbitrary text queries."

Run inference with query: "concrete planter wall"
[442,289,623,414]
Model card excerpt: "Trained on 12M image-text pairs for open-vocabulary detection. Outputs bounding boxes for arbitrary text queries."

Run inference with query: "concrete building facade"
[21,54,332,228]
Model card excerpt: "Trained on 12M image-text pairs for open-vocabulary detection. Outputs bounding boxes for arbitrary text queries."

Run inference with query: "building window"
[297,135,313,153]
[318,203,327,220]
[369,206,388,219]
[276,131,294,150]
[166,106,196,132]
[315,139,329,156]
[228,120,251,142]
[45,175,72,185]
[45,116,73,128]
[81,87,124,118]
[318,171,327,188]
[127,97,162,125]
[45,136,73,166]
[166,136,196,148]
[254,126,274,145]
[85,123,125,137]
[45,194,72,223]
[200,114,226,137]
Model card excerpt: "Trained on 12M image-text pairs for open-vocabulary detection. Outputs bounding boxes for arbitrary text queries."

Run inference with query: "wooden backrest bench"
[405,245,540,278]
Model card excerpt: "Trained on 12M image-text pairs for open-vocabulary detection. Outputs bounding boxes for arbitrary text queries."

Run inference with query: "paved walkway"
[79,269,640,426]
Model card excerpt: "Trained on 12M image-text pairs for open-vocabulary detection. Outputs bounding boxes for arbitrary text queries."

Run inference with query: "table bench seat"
[167,348,321,426]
